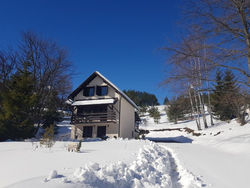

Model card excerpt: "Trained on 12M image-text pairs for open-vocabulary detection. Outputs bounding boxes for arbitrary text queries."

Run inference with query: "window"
[96,86,108,96]
[83,87,95,96]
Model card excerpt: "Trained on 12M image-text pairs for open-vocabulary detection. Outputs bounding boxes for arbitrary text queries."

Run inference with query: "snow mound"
[61,143,201,188]
[66,143,171,187]
[44,170,58,182]
[48,170,58,179]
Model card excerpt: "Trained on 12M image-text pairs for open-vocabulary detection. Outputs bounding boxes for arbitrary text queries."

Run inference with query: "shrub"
[166,97,185,124]
[148,106,161,124]
[76,140,82,152]
[40,124,55,148]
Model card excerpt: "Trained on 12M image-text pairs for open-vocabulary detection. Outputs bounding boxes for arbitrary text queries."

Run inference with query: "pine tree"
[42,90,62,128]
[211,70,238,121]
[0,62,38,140]
[211,70,224,119]
[163,96,169,105]
[148,106,161,124]
[166,97,185,124]
[139,105,148,116]
[123,90,159,106]
[221,70,238,120]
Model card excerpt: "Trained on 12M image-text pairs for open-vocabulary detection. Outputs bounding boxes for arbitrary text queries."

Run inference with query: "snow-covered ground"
[141,105,250,188]
[0,119,201,188]
[1,105,250,188]
[161,142,250,188]
[0,139,148,187]
[141,105,250,154]
[5,142,201,188]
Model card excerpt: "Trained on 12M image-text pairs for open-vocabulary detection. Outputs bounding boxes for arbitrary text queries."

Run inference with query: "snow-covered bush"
[40,124,55,148]
[139,106,148,116]
[148,106,161,124]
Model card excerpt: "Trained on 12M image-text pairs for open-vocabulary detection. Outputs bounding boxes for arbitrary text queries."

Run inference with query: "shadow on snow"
[146,136,193,143]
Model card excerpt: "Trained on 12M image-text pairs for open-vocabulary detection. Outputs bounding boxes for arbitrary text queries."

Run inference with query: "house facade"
[67,71,139,140]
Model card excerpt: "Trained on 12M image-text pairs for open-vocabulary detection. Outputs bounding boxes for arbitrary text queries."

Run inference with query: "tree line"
[163,0,250,129]
[123,90,159,106]
[0,32,72,141]
[124,90,164,123]
[166,70,249,127]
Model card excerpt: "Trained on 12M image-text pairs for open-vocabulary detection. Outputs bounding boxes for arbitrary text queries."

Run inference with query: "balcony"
[71,111,116,124]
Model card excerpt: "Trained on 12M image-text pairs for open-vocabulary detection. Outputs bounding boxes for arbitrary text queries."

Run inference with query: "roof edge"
[68,71,138,110]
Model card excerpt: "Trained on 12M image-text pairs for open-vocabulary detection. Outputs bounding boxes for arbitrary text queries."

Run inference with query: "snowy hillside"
[140,105,250,154]
[140,105,250,188]
[0,106,250,188]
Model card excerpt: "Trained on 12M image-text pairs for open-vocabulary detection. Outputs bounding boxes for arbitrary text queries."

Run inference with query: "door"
[97,126,106,138]
[83,126,93,138]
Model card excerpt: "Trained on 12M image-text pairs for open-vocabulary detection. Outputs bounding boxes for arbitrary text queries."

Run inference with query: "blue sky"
[0,0,182,104]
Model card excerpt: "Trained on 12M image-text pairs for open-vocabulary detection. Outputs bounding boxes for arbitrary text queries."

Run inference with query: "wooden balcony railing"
[71,112,117,124]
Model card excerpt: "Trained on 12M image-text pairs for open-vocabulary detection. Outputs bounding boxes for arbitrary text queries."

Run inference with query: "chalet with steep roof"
[67,71,139,139]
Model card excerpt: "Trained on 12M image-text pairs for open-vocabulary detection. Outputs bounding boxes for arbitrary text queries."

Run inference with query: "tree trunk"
[198,90,208,128]
[190,60,201,130]
[238,103,247,126]
[204,63,214,126]
[194,90,201,130]
[188,87,194,119]
[196,58,208,128]
[207,87,214,126]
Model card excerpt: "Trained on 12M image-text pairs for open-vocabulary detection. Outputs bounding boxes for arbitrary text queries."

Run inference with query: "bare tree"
[162,37,214,129]
[16,31,73,126]
[195,57,208,128]
[204,56,214,126]
[183,0,250,85]
[162,1,250,127]
[189,86,202,130]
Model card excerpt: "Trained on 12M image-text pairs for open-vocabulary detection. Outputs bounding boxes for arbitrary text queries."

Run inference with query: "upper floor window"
[96,86,108,96]
[83,87,95,96]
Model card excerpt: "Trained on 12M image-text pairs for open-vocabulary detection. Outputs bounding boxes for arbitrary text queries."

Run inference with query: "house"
[67,71,139,140]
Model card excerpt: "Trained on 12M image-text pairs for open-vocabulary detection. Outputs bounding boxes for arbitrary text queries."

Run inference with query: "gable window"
[83,87,95,96]
[96,86,108,96]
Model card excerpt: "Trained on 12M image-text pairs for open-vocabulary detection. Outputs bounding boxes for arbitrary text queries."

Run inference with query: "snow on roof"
[95,71,138,110]
[72,98,115,106]
[65,99,73,105]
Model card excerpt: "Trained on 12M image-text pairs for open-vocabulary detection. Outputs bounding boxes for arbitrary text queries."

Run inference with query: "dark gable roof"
[68,71,138,110]
[68,72,97,100]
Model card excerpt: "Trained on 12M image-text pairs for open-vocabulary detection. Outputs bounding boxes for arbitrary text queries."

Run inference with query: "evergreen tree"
[0,84,8,141]
[221,70,238,119]
[0,32,73,140]
[211,70,239,121]
[148,106,161,124]
[163,96,169,105]
[0,62,38,140]
[42,90,62,128]
[166,97,185,124]
[211,70,224,119]
[138,105,148,116]
[123,90,159,106]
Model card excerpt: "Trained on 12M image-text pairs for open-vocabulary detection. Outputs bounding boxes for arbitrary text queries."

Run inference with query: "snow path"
[47,143,201,188]
[165,150,182,188]
[161,143,250,188]
[5,143,202,188]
